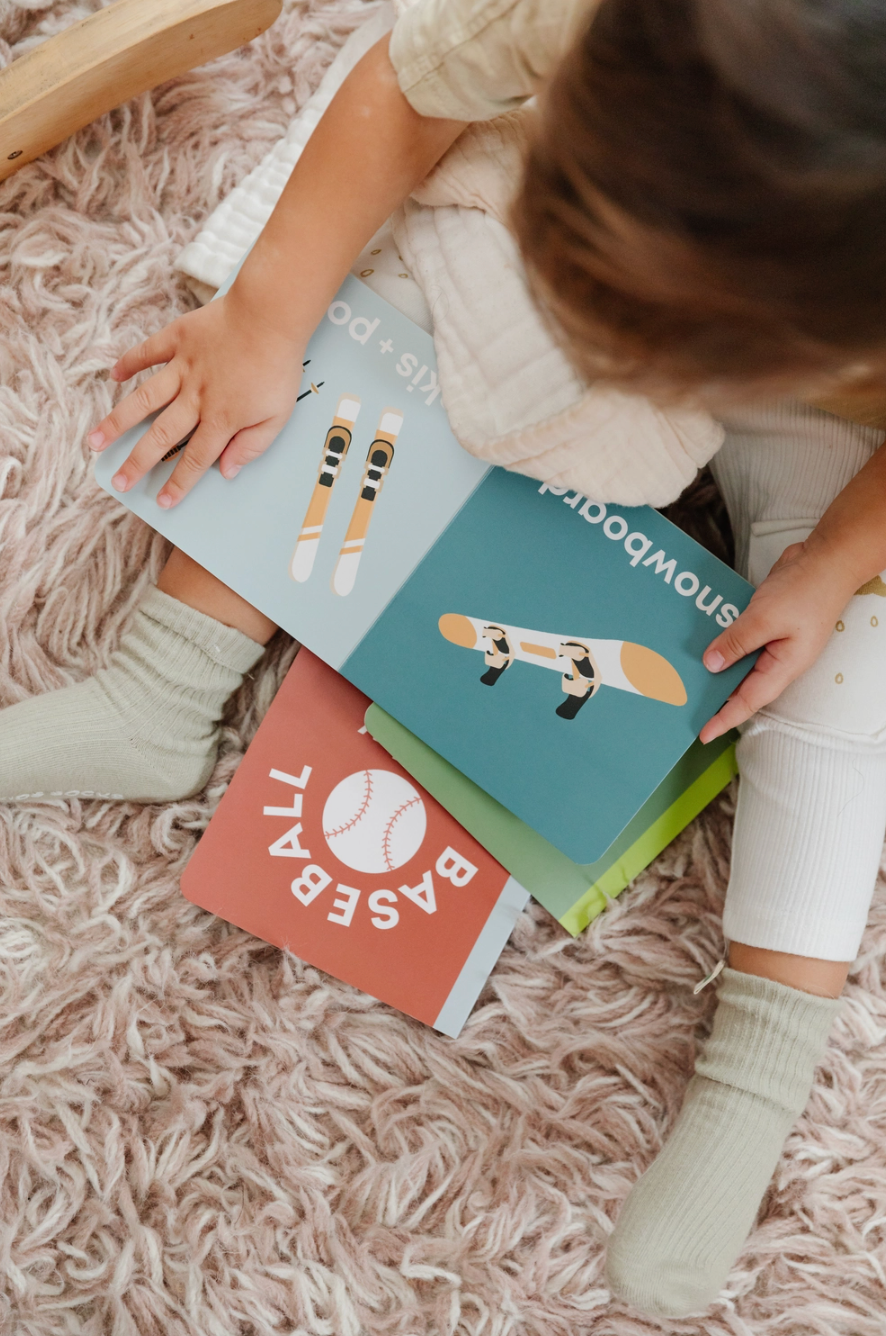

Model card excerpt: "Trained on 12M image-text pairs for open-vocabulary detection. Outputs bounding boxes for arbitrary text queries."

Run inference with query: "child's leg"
[606,732,886,1319]
[729,942,850,997]
[157,547,278,645]
[607,402,886,1318]
[0,551,278,803]
[606,962,844,1318]
[605,734,886,1321]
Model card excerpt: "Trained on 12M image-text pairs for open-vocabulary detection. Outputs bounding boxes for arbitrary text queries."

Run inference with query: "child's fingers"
[111,328,177,383]
[217,419,284,480]
[703,603,773,673]
[699,644,792,742]
[89,365,180,451]
[110,399,198,493]
[156,421,232,508]
[699,696,745,744]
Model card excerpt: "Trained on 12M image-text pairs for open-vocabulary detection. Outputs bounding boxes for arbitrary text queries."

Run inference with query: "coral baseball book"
[96,274,756,864]
[180,649,528,1037]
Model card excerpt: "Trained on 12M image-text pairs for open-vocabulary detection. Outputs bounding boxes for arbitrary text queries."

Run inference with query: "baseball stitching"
[382,796,421,871]
[323,769,374,840]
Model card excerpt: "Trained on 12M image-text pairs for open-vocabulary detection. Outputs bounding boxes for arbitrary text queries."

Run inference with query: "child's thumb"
[703,607,763,672]
[218,420,283,479]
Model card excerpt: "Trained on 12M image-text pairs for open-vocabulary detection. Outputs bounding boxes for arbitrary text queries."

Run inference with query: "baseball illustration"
[322,769,427,873]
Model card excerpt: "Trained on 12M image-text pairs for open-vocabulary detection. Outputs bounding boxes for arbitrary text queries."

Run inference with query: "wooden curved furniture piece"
[0,0,282,183]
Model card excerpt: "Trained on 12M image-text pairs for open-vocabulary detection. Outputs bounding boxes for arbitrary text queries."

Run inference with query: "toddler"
[4,0,886,1318]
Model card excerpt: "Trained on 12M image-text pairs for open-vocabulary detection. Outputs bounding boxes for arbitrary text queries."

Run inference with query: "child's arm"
[88,35,464,508]
[700,434,886,741]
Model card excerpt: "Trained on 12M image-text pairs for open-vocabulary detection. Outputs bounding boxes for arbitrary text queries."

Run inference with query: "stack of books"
[96,276,753,1035]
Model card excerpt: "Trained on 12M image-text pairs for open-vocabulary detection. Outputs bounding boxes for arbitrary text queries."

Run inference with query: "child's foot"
[605,968,841,1319]
[0,588,265,803]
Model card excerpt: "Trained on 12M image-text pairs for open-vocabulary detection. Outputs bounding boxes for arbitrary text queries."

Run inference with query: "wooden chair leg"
[0,0,283,183]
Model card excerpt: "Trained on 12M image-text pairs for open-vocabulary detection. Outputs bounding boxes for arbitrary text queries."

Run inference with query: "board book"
[366,705,738,936]
[95,274,755,865]
[181,649,528,1037]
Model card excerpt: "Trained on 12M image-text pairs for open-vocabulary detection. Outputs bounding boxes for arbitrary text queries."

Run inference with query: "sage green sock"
[605,967,842,1319]
[0,587,265,803]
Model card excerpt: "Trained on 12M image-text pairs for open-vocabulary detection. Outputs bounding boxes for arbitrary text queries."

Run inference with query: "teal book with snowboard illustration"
[95,275,754,865]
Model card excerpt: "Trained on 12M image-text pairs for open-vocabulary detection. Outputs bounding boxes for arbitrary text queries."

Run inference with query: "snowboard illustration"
[332,408,404,597]
[290,392,361,583]
[438,613,687,718]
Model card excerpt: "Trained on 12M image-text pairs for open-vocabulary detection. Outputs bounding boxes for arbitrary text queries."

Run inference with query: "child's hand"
[700,537,856,743]
[87,36,463,512]
[88,289,305,508]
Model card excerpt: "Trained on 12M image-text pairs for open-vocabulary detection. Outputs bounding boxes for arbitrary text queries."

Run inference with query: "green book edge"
[366,703,738,936]
[556,744,737,933]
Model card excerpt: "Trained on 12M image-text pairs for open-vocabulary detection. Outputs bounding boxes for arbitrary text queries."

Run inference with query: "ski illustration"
[332,408,404,597]
[438,613,687,718]
[290,392,361,583]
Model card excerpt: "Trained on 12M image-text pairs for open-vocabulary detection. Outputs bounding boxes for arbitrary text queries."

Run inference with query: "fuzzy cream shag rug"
[2,2,886,1332]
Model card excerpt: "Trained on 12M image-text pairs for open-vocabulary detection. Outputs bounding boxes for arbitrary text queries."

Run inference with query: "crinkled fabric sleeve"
[389,0,595,122]
[491,394,726,509]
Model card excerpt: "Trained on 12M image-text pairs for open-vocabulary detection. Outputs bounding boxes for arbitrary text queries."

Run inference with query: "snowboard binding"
[480,625,514,685]
[556,641,600,718]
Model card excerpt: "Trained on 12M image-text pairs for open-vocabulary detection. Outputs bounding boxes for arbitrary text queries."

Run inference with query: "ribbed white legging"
[711,402,886,962]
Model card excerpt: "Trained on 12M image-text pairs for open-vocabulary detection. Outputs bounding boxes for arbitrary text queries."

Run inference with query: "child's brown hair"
[513,0,886,400]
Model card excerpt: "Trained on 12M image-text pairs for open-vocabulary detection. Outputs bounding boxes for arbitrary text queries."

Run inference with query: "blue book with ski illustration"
[95,276,754,864]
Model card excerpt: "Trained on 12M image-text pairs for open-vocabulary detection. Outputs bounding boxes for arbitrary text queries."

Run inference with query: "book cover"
[95,275,755,863]
[365,704,739,936]
[180,649,529,1037]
